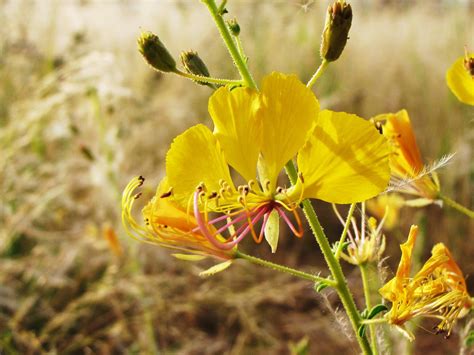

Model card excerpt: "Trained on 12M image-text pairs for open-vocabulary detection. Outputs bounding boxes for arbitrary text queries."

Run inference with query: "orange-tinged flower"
[373,110,441,204]
[122,176,235,262]
[379,225,472,340]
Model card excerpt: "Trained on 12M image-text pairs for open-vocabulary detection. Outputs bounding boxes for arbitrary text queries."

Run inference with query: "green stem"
[439,194,474,218]
[236,251,336,286]
[175,69,243,86]
[306,60,329,88]
[361,318,387,326]
[285,161,372,354]
[201,0,257,89]
[334,203,356,259]
[360,263,378,355]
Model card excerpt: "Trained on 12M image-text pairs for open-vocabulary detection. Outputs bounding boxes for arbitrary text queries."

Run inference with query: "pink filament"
[275,206,304,238]
[194,191,267,250]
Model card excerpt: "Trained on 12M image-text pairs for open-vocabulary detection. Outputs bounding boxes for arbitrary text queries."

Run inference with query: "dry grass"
[0,0,473,354]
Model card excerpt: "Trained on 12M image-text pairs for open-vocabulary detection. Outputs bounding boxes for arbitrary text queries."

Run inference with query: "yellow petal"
[379,225,418,301]
[166,124,234,207]
[209,86,261,181]
[297,110,390,204]
[257,72,319,186]
[378,109,424,175]
[446,55,474,106]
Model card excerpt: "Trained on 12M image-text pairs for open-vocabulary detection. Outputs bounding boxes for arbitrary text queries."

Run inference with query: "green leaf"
[264,209,280,253]
[289,336,309,355]
[199,260,233,277]
[466,331,474,347]
[358,324,366,338]
[314,282,329,292]
[368,304,388,319]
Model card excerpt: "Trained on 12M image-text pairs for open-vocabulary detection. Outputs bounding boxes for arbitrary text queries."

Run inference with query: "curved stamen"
[194,191,268,250]
[256,211,271,244]
[276,206,304,238]
[194,191,236,250]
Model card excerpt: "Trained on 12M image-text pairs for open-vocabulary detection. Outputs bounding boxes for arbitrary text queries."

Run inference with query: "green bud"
[180,51,214,87]
[137,31,176,73]
[320,0,353,62]
[227,18,240,36]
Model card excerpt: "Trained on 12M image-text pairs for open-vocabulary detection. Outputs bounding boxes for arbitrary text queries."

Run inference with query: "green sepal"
[199,260,232,277]
[264,209,280,253]
[367,304,388,319]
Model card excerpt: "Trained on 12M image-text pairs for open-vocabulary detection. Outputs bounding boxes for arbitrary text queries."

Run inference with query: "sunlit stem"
[201,0,258,89]
[234,35,247,63]
[175,69,244,86]
[360,263,379,355]
[236,251,336,286]
[361,318,387,325]
[306,59,329,89]
[334,203,357,259]
[285,160,373,355]
[439,194,474,219]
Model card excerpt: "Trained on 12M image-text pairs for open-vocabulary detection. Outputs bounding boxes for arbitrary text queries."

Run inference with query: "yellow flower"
[366,194,405,230]
[373,110,441,204]
[165,72,390,251]
[379,225,472,341]
[335,205,386,265]
[446,51,474,106]
[122,176,235,261]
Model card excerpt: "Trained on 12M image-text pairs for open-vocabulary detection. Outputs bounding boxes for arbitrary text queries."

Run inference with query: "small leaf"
[360,308,369,319]
[314,280,333,292]
[199,260,232,277]
[466,331,474,347]
[172,254,206,261]
[368,304,388,319]
[289,336,309,355]
[358,324,366,338]
[264,210,280,253]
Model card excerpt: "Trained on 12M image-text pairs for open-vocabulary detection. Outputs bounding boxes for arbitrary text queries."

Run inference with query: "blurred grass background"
[0,0,473,354]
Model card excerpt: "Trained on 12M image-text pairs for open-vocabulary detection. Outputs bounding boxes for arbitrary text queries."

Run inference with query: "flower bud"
[180,51,213,87]
[227,19,240,36]
[137,31,177,73]
[320,0,352,62]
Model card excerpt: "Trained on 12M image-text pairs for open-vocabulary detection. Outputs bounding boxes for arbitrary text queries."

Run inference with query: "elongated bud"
[227,19,240,36]
[137,31,177,73]
[320,0,352,62]
[180,51,214,87]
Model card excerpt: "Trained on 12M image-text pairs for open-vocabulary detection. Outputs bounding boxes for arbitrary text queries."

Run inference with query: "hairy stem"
[360,263,379,355]
[285,161,372,354]
[236,251,335,286]
[439,194,474,218]
[175,69,243,86]
[201,0,257,89]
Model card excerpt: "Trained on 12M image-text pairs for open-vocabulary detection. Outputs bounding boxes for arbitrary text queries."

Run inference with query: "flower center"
[192,180,304,250]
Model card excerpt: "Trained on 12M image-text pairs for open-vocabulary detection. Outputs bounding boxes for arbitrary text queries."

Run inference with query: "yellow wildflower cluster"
[380,226,472,341]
